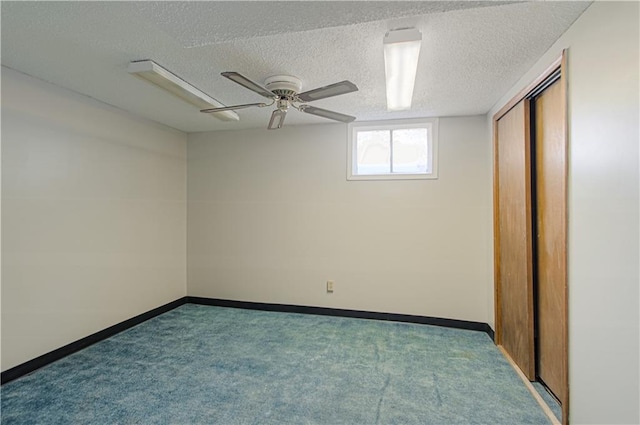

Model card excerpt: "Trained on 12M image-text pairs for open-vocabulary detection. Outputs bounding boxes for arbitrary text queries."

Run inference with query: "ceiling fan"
[201,72,358,130]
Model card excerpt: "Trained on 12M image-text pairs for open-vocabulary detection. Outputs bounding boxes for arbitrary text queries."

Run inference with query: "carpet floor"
[532,381,561,422]
[1,304,552,424]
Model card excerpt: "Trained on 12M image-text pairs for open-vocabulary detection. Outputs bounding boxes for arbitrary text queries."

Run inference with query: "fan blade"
[201,102,268,113]
[221,72,276,99]
[299,105,355,123]
[297,80,358,102]
[268,109,287,130]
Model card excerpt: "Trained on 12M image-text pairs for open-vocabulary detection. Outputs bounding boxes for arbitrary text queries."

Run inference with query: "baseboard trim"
[2,296,495,385]
[187,297,495,339]
[1,297,188,385]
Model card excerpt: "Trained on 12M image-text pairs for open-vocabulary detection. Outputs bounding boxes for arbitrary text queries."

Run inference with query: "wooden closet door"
[534,79,567,400]
[495,100,535,379]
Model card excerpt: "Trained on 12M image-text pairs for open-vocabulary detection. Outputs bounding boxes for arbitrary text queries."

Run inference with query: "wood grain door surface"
[495,100,536,380]
[534,79,567,400]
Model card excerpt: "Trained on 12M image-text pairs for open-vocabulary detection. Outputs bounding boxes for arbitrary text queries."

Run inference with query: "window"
[347,118,438,180]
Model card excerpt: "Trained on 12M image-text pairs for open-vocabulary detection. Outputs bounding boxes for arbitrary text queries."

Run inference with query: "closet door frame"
[493,50,569,424]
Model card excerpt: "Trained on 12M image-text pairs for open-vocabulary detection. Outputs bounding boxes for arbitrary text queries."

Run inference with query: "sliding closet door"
[534,78,567,401]
[494,100,535,379]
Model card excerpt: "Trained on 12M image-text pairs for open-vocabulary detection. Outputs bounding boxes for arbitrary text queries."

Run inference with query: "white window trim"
[347,117,439,181]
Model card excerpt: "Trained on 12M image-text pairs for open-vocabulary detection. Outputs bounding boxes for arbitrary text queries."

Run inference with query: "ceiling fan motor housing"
[264,75,302,98]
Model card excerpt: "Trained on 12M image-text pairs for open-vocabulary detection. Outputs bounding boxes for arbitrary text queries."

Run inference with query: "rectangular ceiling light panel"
[383,28,422,111]
[128,60,239,122]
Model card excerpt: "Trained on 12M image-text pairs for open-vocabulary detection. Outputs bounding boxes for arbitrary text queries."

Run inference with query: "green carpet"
[532,381,562,421]
[1,304,552,424]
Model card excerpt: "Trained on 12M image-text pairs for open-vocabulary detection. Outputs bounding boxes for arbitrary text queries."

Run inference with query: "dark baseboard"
[1,297,188,385]
[187,296,495,339]
[2,295,495,385]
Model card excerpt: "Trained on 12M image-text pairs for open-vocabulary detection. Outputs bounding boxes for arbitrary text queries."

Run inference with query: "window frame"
[347,118,439,181]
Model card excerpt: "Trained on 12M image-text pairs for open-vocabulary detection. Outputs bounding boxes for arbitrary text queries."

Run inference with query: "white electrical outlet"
[326,280,334,293]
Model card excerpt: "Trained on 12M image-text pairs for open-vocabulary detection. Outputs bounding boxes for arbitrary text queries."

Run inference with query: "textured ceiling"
[135,1,513,47]
[1,1,591,133]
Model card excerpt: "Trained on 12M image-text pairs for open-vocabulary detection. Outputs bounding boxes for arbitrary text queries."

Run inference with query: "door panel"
[495,100,535,380]
[535,79,567,400]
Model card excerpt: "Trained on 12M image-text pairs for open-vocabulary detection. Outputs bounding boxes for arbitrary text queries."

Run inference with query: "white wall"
[1,67,188,371]
[489,2,639,423]
[188,117,493,324]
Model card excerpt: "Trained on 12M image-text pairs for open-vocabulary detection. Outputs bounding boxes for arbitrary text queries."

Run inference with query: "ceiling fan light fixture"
[383,28,422,111]
[213,71,358,129]
[128,60,239,121]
